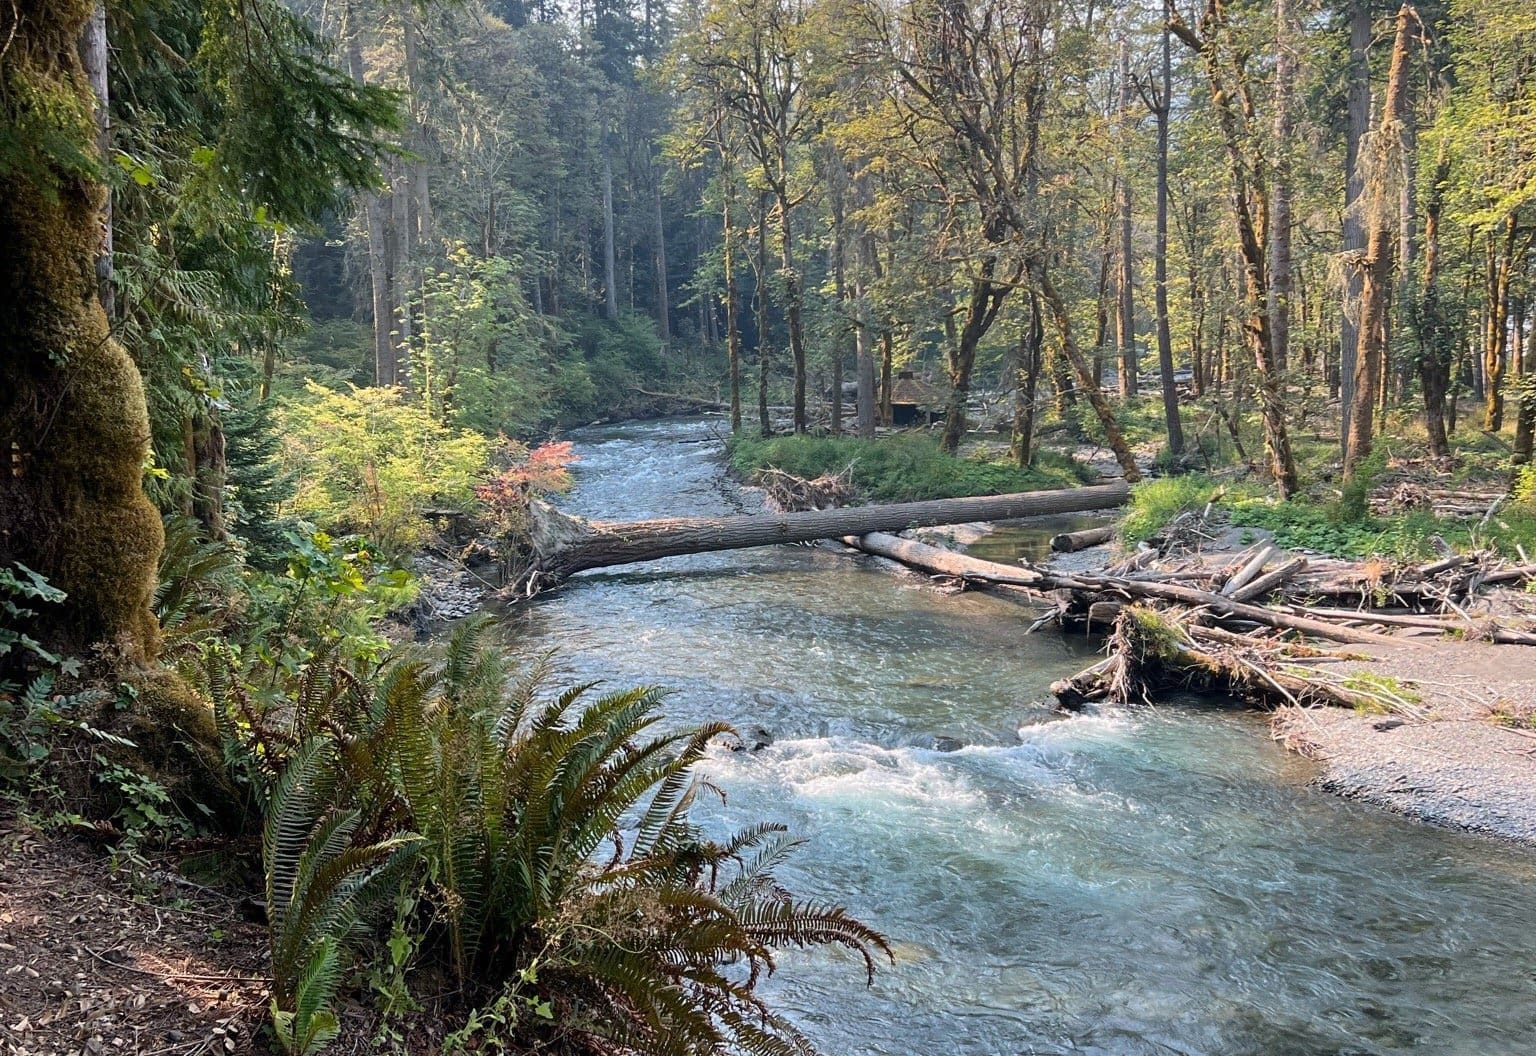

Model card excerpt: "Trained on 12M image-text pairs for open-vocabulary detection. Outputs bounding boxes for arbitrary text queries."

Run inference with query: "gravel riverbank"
[1271,641,1536,843]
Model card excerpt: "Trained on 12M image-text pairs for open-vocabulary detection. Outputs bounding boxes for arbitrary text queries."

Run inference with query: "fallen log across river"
[516,481,1130,593]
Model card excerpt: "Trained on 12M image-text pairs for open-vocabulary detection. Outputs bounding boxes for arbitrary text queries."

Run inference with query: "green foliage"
[264,620,893,1055]
[223,396,300,569]
[155,515,244,637]
[1119,475,1217,545]
[277,383,491,558]
[728,433,1091,502]
[0,564,112,786]
[263,739,419,1056]
[411,244,557,434]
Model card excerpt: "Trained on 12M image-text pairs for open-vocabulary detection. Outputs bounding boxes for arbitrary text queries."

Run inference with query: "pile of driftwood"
[832,522,1536,714]
[756,467,854,512]
[1372,480,1508,519]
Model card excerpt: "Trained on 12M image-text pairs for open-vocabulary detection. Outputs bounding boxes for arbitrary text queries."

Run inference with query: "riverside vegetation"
[10,0,1536,1053]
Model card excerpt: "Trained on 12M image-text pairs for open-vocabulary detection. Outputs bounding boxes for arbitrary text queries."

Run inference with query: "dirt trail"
[0,821,268,1056]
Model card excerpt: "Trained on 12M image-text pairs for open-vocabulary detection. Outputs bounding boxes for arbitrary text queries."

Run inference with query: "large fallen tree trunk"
[517,482,1129,592]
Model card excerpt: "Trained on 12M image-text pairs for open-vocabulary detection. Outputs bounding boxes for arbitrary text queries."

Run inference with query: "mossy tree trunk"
[0,0,163,665]
[0,0,237,821]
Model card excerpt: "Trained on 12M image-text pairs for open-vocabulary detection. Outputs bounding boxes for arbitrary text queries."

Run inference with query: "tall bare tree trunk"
[1153,10,1184,456]
[80,0,112,318]
[1012,293,1044,466]
[1417,151,1452,457]
[1269,0,1295,375]
[601,152,619,321]
[722,166,742,432]
[402,8,432,248]
[1345,4,1417,478]
[344,2,395,386]
[653,172,670,350]
[389,166,414,386]
[776,191,808,433]
[1116,37,1138,398]
[1484,218,1518,431]
[756,193,772,436]
[854,241,877,438]
[1340,2,1371,448]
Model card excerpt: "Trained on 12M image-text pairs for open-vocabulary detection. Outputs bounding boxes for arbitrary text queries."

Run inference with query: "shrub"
[277,382,491,557]
[1119,475,1217,544]
[307,620,897,1056]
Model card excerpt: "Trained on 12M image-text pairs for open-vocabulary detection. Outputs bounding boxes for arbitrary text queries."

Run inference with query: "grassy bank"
[1121,472,1536,560]
[727,432,1094,503]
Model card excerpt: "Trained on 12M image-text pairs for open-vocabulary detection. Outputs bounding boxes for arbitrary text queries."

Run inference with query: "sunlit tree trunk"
[1345,4,1417,477]
[1116,37,1138,398]
[1340,2,1370,446]
[1153,8,1184,456]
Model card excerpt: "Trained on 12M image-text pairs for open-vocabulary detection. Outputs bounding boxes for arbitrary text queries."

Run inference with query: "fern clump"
[253,618,891,1055]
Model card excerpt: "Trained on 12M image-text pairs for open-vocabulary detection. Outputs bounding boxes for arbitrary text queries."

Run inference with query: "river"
[501,417,1536,1056]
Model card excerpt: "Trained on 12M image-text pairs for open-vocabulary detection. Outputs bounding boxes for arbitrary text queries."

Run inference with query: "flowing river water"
[501,417,1536,1055]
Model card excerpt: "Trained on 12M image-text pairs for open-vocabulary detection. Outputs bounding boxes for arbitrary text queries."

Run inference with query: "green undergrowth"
[726,432,1093,502]
[1121,472,1536,560]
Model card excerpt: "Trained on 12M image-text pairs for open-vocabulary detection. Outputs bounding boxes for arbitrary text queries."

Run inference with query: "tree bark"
[601,152,619,321]
[855,236,877,438]
[1269,0,1295,376]
[942,259,1010,454]
[1340,2,1371,447]
[79,0,112,318]
[344,1,396,386]
[755,192,772,436]
[1153,9,1184,456]
[1484,218,1519,431]
[653,171,670,349]
[0,0,162,662]
[1345,4,1417,478]
[721,156,742,432]
[1034,261,1142,482]
[1012,293,1044,466]
[523,482,1129,587]
[1416,145,1452,456]
[777,191,808,433]
[1116,37,1138,398]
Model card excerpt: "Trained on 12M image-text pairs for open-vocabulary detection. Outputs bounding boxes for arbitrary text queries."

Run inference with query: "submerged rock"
[731,724,775,752]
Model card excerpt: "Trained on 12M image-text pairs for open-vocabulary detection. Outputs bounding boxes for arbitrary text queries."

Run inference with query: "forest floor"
[0,819,269,1056]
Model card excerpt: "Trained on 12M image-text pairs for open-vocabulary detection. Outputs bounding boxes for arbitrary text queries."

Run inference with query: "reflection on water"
[499,417,1536,1056]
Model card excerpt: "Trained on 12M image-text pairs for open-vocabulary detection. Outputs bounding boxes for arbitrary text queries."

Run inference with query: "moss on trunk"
[0,0,164,665]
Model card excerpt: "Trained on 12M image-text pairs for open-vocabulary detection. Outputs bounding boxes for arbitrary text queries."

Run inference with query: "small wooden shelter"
[889,370,944,426]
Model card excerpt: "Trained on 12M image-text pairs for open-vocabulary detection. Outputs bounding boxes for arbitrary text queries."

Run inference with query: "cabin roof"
[890,372,944,406]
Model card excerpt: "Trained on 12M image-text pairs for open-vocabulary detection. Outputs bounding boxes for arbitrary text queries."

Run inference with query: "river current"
[501,417,1536,1056]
